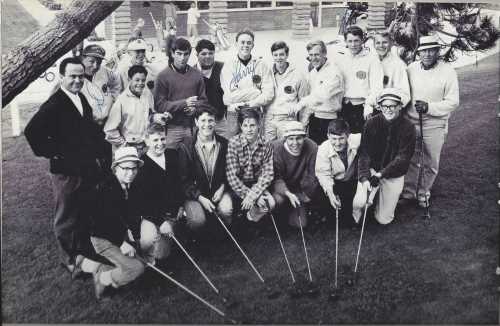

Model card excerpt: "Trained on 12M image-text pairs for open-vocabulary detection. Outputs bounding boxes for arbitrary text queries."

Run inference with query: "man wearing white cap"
[400,35,459,208]
[352,88,415,224]
[271,121,320,228]
[87,146,145,299]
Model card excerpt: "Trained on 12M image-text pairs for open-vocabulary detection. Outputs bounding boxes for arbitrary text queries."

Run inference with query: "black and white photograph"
[2,0,499,324]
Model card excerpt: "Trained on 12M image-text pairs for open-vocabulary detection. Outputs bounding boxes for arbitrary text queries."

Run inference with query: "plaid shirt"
[226,134,274,202]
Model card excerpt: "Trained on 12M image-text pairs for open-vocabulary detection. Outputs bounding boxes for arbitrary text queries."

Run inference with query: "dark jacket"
[201,61,226,120]
[24,89,107,177]
[177,133,228,200]
[358,114,416,181]
[87,174,141,246]
[133,149,183,225]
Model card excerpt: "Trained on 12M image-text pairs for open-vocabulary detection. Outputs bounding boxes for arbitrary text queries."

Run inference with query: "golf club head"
[346,273,359,287]
[328,288,341,301]
[265,285,282,299]
[305,281,320,298]
[220,293,240,309]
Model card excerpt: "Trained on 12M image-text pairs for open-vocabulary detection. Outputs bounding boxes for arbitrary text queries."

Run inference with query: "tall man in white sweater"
[400,35,459,208]
[295,40,344,145]
[220,29,274,139]
[335,25,383,134]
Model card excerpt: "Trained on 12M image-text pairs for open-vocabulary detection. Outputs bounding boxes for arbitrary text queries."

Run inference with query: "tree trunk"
[1,0,124,107]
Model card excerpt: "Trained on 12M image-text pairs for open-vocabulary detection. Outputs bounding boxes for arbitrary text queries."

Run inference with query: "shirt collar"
[61,86,80,101]
[273,62,290,75]
[239,133,264,148]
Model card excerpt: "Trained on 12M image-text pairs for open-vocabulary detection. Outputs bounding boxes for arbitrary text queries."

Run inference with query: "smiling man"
[400,35,459,208]
[352,88,415,225]
[271,121,320,228]
[25,57,108,275]
[220,29,274,139]
[154,37,208,149]
[178,104,233,232]
[195,39,228,138]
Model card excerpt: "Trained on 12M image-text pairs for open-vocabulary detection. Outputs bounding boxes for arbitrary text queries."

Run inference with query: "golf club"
[354,188,371,274]
[214,212,265,283]
[169,233,220,294]
[328,207,341,301]
[270,213,296,283]
[298,213,312,282]
[417,111,431,219]
[136,256,233,322]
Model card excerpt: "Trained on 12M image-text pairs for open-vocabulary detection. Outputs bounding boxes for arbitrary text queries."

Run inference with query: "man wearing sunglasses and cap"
[400,34,459,208]
[352,88,415,225]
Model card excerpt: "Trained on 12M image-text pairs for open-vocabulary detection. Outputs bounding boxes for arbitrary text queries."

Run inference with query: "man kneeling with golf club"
[88,147,146,299]
[271,121,321,229]
[353,88,415,224]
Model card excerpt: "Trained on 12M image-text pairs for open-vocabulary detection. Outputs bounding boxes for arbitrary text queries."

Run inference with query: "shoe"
[93,267,107,300]
[397,197,414,206]
[417,196,430,208]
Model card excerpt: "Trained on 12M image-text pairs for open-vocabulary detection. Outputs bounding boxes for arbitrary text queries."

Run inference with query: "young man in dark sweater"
[353,88,415,224]
[88,147,145,300]
[154,37,208,149]
[271,121,320,228]
[194,39,229,139]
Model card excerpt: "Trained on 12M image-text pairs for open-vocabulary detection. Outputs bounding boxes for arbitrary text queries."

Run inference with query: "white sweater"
[334,49,384,109]
[265,64,309,115]
[380,51,411,106]
[406,60,459,122]
[220,55,275,111]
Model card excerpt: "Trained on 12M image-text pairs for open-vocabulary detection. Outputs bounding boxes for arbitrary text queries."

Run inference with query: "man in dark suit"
[25,57,108,275]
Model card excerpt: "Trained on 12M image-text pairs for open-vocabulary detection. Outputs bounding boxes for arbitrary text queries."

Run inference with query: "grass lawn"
[1,52,499,323]
[1,0,40,53]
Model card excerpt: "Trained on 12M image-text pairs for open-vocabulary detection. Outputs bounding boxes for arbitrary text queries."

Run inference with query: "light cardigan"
[315,133,361,193]
[406,60,459,122]
[220,55,274,110]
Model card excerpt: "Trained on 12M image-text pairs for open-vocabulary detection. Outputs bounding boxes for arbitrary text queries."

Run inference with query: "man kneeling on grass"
[226,108,275,233]
[271,121,321,229]
[88,147,145,300]
[133,123,184,263]
[178,104,233,233]
[315,119,360,227]
[353,88,415,224]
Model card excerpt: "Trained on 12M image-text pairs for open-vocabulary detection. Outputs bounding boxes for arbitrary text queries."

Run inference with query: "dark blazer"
[201,61,226,120]
[177,133,228,200]
[133,149,183,226]
[87,174,142,246]
[24,88,107,177]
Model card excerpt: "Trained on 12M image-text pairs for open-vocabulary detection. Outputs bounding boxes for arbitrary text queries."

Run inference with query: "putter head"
[305,281,320,297]
[328,288,341,301]
[221,293,240,309]
[346,273,359,287]
[265,285,282,299]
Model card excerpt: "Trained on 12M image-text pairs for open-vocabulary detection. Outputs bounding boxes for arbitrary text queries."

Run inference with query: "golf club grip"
[270,214,296,283]
[214,213,265,283]
[171,234,220,294]
[138,257,226,318]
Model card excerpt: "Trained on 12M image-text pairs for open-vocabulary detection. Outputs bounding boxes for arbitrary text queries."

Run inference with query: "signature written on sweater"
[229,62,255,92]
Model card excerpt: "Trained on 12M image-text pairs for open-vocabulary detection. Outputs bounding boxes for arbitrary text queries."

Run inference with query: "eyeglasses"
[380,104,400,111]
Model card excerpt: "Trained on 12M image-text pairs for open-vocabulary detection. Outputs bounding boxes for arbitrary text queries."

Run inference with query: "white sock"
[99,270,113,286]
[81,258,99,274]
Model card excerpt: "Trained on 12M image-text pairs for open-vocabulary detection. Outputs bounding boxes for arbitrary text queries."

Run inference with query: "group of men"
[24,24,459,300]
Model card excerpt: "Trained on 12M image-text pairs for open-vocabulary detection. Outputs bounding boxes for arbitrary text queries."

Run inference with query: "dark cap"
[82,44,106,59]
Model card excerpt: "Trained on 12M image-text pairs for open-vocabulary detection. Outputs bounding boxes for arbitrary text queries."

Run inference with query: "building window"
[198,1,209,10]
[250,1,272,8]
[228,1,248,9]
[276,1,293,6]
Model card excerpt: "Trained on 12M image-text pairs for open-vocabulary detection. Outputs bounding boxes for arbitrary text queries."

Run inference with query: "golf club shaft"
[354,190,370,273]
[270,213,295,283]
[335,208,339,288]
[214,213,265,283]
[170,234,219,294]
[138,257,226,318]
[418,112,431,219]
[298,214,313,282]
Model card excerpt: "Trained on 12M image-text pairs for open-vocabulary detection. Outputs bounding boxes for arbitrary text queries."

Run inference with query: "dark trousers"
[318,179,358,227]
[340,101,365,134]
[309,115,334,145]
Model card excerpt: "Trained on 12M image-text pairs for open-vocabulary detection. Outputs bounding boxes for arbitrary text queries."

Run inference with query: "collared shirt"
[226,134,274,202]
[61,86,83,116]
[266,63,309,116]
[104,87,154,147]
[195,136,219,184]
[196,62,214,79]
